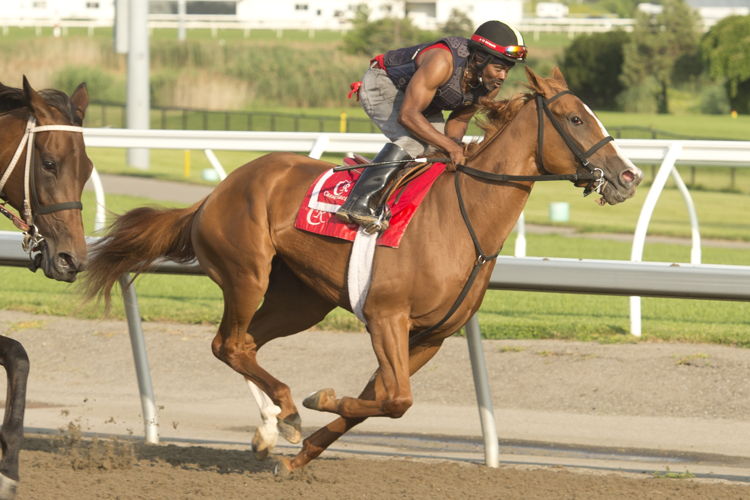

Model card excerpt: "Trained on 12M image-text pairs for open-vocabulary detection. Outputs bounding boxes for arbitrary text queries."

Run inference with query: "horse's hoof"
[0,474,18,500]
[273,458,294,478]
[277,413,302,444]
[302,388,336,411]
[251,428,272,460]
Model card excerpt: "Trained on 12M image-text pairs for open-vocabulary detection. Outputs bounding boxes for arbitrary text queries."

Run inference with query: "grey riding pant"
[358,66,445,158]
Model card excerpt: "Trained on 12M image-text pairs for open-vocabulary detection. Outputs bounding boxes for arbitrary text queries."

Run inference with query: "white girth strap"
[347,228,378,324]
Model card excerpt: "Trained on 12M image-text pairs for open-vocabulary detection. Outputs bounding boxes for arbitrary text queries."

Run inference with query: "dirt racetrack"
[2,309,750,499]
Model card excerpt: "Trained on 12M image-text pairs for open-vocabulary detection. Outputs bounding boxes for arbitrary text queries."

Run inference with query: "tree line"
[560,2,750,114]
[344,1,750,115]
[42,2,749,114]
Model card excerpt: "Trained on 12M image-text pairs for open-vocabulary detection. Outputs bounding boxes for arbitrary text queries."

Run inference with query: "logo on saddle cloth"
[294,162,446,248]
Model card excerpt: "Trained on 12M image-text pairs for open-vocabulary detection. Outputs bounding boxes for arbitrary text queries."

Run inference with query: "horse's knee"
[0,339,29,375]
[384,396,412,418]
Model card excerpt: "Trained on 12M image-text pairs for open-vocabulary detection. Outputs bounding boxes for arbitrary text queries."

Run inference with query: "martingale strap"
[408,172,498,347]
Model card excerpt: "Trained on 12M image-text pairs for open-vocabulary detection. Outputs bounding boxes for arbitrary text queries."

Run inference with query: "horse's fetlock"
[300,437,325,459]
[384,396,412,418]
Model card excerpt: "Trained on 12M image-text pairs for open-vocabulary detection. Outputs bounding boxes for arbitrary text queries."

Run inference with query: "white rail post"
[514,212,527,257]
[308,134,330,159]
[203,149,228,181]
[119,274,160,444]
[465,315,499,467]
[88,167,107,232]
[629,142,683,336]
[670,168,702,264]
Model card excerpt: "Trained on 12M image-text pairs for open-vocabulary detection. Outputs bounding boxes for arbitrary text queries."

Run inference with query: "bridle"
[456,89,613,196]
[0,115,85,256]
[410,89,615,345]
[534,90,613,196]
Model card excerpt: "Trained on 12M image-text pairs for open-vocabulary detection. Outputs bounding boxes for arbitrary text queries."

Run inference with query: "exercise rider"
[336,20,528,232]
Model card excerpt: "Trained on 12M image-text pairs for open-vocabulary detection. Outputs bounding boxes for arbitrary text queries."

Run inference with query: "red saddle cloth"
[294,160,446,248]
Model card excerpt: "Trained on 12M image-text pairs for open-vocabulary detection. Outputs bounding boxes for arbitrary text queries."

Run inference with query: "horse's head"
[526,67,642,205]
[0,77,93,282]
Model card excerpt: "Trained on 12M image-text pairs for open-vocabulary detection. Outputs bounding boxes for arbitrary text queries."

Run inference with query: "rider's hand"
[446,143,465,171]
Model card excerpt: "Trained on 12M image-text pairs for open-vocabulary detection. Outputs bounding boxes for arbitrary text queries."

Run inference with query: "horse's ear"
[551,67,569,88]
[525,66,547,95]
[70,82,89,124]
[22,75,53,122]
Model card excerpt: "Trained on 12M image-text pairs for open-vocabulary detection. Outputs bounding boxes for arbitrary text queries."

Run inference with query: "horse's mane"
[476,92,534,137]
[465,75,569,156]
[0,83,81,125]
[462,92,533,157]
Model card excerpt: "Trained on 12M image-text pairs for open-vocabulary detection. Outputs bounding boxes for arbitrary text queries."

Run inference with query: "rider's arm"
[445,86,501,152]
[398,50,466,165]
[445,105,478,144]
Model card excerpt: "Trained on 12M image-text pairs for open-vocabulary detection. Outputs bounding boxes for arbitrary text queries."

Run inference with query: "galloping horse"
[0,77,91,498]
[84,68,642,473]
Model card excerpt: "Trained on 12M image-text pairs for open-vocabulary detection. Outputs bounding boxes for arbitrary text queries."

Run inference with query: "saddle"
[295,155,446,248]
[341,153,435,215]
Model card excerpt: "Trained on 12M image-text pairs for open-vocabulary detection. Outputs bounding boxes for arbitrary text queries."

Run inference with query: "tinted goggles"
[471,34,528,60]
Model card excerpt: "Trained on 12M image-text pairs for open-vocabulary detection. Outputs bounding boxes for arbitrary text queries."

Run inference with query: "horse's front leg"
[0,336,30,500]
[303,314,413,419]
[245,378,280,459]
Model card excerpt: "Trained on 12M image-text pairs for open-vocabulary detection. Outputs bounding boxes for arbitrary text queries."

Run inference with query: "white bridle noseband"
[0,116,84,253]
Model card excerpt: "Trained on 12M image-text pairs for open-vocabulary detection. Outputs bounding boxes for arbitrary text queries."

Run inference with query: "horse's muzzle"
[600,166,643,205]
[30,244,85,283]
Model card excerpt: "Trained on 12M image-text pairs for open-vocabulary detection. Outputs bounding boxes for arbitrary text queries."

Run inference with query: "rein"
[409,90,614,346]
[0,116,85,253]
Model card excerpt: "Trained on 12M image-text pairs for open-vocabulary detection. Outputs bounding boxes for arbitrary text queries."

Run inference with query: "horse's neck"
[461,103,539,253]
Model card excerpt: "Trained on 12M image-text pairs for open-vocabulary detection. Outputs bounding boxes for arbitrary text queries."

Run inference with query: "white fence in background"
[0,17,636,36]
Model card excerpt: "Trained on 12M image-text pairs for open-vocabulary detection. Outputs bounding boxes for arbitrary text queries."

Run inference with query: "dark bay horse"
[83,68,642,473]
[0,77,91,498]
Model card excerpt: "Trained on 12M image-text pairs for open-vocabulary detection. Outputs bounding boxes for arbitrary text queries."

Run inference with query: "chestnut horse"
[84,68,641,473]
[0,77,91,497]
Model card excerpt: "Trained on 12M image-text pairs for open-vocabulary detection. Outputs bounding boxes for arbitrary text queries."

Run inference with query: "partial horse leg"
[0,336,30,500]
[246,379,280,459]
[280,336,445,472]
[230,258,335,457]
[303,314,416,419]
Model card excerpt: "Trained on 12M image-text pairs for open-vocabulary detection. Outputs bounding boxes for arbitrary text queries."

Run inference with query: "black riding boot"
[336,143,412,231]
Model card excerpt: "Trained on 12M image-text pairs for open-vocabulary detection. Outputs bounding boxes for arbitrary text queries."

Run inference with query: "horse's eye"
[42,159,57,171]
[571,116,583,126]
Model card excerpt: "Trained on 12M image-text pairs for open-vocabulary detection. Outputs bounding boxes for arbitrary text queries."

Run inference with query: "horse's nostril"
[621,169,636,184]
[56,253,77,271]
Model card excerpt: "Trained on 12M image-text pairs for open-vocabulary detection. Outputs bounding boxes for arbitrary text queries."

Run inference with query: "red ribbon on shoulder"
[347,81,362,100]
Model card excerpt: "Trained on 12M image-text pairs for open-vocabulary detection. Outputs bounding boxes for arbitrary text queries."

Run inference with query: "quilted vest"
[382,37,488,112]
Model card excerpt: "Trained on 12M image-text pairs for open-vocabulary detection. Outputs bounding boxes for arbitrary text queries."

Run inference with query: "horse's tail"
[83,202,201,309]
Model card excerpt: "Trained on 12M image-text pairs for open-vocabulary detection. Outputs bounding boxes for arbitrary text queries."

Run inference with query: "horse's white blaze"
[246,379,280,446]
[583,104,641,175]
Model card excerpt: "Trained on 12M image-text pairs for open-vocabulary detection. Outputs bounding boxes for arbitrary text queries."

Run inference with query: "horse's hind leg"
[0,336,30,499]
[237,258,335,457]
[280,337,445,472]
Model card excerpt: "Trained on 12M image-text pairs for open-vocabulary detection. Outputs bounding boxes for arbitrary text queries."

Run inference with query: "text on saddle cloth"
[294,161,447,248]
